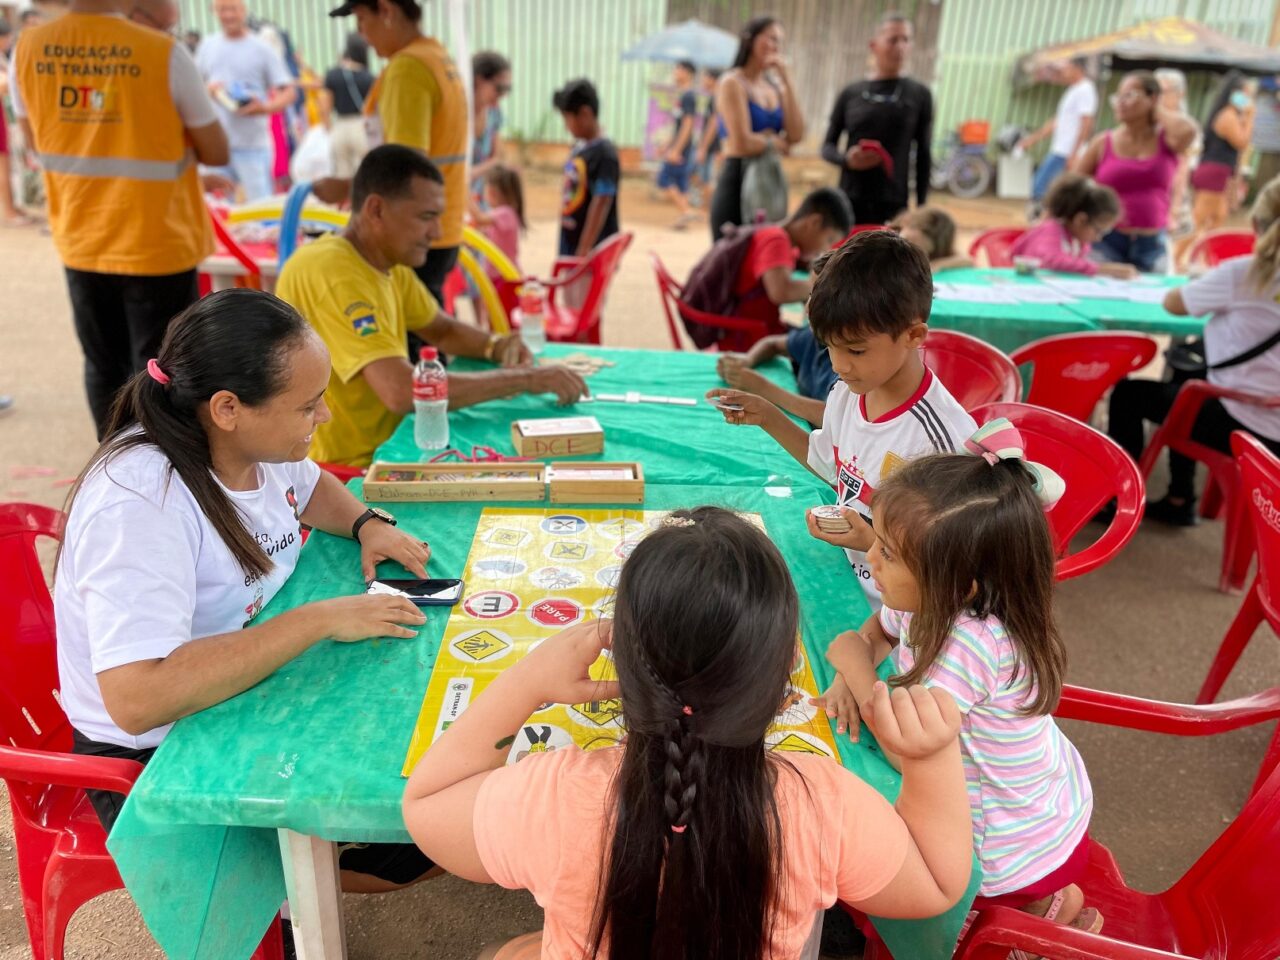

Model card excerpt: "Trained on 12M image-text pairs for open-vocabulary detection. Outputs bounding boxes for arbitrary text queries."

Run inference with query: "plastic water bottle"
[515,280,547,355]
[413,347,449,451]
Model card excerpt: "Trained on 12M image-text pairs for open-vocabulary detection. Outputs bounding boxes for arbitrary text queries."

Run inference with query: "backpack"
[680,225,770,349]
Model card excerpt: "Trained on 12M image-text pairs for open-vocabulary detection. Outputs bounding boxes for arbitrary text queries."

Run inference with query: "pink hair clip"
[682,705,693,716]
[146,358,171,386]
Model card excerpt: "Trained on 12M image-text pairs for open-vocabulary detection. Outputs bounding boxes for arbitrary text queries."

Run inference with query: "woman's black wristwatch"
[352,507,397,542]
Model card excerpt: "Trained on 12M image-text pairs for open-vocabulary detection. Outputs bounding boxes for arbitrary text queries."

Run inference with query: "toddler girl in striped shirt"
[824,418,1100,938]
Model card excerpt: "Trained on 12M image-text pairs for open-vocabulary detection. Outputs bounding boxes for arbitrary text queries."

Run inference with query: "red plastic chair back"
[1186,229,1255,269]
[922,329,1022,410]
[0,503,68,757]
[546,232,634,343]
[1233,432,1280,622]
[650,252,771,353]
[1010,331,1158,422]
[316,461,366,484]
[1160,760,1280,957]
[967,227,1027,268]
[971,403,1144,580]
[204,204,264,294]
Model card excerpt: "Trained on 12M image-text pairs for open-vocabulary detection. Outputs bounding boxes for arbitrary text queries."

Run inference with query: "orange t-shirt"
[474,747,909,959]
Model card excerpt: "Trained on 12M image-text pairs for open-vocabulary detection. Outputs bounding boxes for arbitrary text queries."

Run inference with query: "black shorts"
[72,729,434,885]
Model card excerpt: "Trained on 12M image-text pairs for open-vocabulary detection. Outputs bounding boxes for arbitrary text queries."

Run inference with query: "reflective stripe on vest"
[37,151,192,182]
[429,153,466,166]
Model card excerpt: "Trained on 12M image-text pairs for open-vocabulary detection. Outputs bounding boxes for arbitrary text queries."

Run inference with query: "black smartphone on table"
[366,578,464,606]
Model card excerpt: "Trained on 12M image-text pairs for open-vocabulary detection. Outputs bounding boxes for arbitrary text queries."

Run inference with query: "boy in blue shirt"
[554,78,620,257]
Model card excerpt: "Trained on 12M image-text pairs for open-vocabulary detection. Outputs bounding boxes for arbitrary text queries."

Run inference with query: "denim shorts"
[1093,230,1168,274]
[657,160,692,193]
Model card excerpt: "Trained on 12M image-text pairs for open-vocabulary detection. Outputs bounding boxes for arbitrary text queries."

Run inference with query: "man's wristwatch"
[352,507,397,542]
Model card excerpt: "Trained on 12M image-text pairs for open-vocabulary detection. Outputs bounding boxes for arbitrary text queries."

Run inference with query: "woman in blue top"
[709,16,805,242]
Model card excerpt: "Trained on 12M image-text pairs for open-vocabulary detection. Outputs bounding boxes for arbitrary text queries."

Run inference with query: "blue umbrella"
[621,19,739,69]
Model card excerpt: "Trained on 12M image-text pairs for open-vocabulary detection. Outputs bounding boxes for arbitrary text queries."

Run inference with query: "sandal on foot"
[1008,890,1104,960]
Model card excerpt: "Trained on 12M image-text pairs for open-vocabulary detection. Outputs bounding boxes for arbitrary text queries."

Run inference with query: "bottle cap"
[419,346,439,362]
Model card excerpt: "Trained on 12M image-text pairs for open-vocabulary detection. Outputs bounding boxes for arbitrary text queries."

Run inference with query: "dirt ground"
[1,169,1277,960]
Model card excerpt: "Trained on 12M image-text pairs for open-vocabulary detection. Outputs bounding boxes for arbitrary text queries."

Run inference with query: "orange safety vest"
[365,36,467,249]
[15,13,211,276]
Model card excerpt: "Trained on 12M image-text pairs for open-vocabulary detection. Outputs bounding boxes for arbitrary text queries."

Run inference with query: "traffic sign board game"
[402,507,839,775]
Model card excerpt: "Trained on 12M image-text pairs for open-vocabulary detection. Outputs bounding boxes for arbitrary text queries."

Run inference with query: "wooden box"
[363,462,547,502]
[548,462,645,504]
[511,416,604,457]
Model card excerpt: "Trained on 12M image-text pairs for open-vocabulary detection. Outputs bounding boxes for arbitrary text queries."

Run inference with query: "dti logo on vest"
[59,85,119,113]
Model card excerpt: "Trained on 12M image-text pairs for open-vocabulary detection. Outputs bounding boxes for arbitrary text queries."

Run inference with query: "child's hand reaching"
[705,388,781,427]
[518,620,620,706]
[810,672,860,740]
[825,629,876,679]
[868,681,962,761]
[717,355,772,395]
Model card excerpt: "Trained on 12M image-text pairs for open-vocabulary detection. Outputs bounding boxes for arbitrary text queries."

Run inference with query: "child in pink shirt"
[825,421,1100,938]
[1011,173,1136,278]
[403,506,975,960]
[470,163,525,274]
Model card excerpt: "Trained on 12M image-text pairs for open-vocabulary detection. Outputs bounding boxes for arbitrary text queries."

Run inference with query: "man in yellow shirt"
[277,144,589,467]
[323,0,467,320]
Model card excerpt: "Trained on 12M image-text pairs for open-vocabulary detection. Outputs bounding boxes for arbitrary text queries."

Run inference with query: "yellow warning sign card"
[402,507,839,776]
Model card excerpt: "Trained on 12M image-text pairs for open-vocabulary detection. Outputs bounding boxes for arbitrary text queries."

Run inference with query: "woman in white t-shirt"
[1107,176,1280,526]
[57,288,436,890]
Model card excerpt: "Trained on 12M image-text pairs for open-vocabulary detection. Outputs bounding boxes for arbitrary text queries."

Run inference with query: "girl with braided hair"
[404,506,973,959]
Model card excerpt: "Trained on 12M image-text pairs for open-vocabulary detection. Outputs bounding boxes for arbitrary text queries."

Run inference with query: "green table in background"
[107,346,978,960]
[786,267,1205,354]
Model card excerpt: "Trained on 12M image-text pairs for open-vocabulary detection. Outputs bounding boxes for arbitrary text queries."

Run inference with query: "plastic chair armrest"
[957,907,1187,960]
[1055,683,1280,735]
[0,744,143,795]
[548,257,590,285]
[1054,499,1144,581]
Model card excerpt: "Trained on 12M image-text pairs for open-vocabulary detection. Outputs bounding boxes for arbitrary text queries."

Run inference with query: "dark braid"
[663,718,704,834]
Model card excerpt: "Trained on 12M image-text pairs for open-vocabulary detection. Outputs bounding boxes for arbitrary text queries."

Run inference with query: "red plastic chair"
[967,227,1027,268]
[1137,380,1280,593]
[651,252,771,353]
[1010,332,1158,422]
[971,403,1145,581]
[855,686,1280,960]
[1194,433,1280,703]
[952,686,1280,960]
[0,503,284,960]
[922,329,1022,411]
[1185,229,1255,269]
[496,232,633,345]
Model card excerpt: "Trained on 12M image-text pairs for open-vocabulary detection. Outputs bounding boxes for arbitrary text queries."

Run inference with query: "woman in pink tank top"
[1076,71,1198,272]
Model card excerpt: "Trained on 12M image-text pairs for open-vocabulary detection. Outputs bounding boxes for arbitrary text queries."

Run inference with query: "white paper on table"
[1125,286,1174,304]
[1038,277,1129,299]
[1006,286,1078,305]
[935,284,1020,305]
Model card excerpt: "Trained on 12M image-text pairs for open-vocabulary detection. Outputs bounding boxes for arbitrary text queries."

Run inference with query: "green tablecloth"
[930,268,1203,350]
[107,345,977,960]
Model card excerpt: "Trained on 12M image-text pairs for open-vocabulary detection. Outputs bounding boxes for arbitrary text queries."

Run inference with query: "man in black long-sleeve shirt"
[822,13,932,225]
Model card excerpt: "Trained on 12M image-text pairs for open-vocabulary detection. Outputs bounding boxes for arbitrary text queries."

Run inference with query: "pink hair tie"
[147,358,171,386]
[670,824,687,834]
[681,705,693,716]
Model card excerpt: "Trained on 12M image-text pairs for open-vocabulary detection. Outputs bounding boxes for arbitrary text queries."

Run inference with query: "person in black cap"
[319,0,467,322]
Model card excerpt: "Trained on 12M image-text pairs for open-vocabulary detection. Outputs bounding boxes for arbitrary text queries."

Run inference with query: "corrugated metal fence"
[666,0,943,151]
[180,0,666,147]
[933,0,1277,153]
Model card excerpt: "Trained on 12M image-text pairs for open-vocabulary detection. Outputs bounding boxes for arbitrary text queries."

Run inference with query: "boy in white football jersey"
[708,230,976,605]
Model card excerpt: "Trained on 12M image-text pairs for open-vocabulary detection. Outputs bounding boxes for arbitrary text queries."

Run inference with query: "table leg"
[277,829,348,960]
